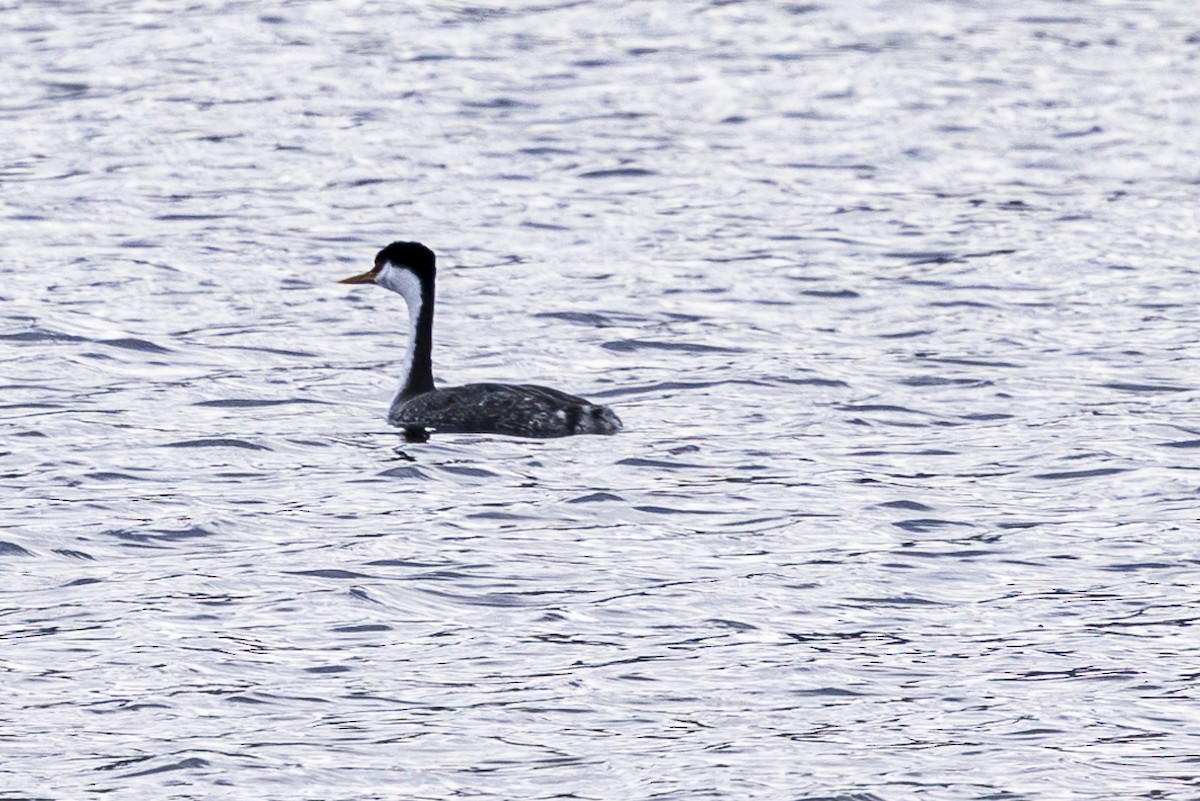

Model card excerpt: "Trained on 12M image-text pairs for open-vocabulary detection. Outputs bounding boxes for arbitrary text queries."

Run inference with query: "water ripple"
[3,1,1199,799]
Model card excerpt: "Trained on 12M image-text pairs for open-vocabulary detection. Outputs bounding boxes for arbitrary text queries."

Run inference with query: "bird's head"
[339,241,436,303]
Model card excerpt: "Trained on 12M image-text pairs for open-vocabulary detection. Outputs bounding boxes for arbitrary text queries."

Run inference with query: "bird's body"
[340,241,621,439]
[390,382,623,438]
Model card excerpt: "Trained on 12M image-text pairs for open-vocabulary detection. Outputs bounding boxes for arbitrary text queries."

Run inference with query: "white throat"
[376,262,425,404]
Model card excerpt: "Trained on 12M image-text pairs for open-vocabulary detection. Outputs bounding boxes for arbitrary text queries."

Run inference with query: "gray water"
[3,1,1200,798]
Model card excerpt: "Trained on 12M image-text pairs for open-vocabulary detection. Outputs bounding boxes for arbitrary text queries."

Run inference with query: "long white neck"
[377,262,435,404]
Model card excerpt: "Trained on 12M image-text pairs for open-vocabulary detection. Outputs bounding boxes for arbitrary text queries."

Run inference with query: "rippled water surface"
[4,1,1200,798]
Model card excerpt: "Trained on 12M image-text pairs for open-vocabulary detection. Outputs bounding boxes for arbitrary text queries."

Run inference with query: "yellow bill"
[338,268,379,284]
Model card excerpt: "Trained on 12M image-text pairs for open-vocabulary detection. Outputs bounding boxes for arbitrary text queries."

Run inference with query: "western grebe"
[339,241,622,439]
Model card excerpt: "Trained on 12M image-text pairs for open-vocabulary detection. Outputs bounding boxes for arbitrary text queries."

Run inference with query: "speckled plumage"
[340,241,622,440]
[390,382,622,438]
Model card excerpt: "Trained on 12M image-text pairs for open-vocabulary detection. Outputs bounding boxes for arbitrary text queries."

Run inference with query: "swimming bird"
[339,241,622,439]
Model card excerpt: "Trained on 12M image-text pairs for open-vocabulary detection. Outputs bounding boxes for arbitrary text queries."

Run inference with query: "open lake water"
[3,1,1199,798]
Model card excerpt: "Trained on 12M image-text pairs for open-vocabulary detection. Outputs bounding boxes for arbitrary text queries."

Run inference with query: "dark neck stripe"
[399,276,436,400]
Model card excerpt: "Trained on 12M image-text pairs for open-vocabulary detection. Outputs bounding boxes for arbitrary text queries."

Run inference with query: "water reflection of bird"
[339,241,622,440]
